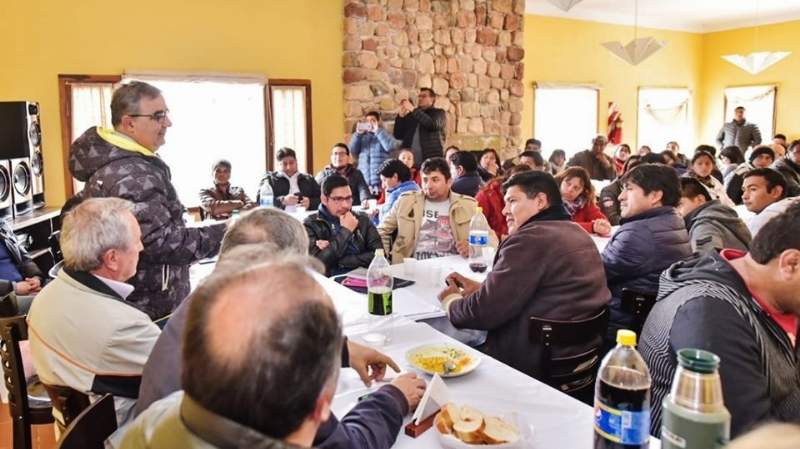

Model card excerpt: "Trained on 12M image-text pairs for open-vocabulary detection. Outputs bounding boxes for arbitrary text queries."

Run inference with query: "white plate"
[405,344,481,378]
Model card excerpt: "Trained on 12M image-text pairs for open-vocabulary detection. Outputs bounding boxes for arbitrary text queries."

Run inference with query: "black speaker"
[0,101,44,211]
[0,161,12,221]
[10,157,32,217]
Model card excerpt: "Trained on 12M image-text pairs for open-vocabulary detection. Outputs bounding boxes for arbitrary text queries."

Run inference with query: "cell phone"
[356,122,372,132]
[294,192,303,198]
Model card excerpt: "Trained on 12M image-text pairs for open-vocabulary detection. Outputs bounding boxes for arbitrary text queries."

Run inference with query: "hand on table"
[592,218,612,237]
[300,197,310,208]
[315,240,330,251]
[282,194,299,206]
[455,240,470,258]
[390,372,426,412]
[437,272,480,302]
[347,340,400,386]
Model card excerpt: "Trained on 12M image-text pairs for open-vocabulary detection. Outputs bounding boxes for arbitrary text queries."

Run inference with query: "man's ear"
[649,190,664,206]
[310,389,334,424]
[778,249,800,281]
[100,249,118,272]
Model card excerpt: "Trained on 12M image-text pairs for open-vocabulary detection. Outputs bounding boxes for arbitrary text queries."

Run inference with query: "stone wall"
[343,0,525,158]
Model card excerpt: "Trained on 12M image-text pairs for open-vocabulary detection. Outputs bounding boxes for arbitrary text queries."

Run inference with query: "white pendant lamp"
[722,51,791,75]
[547,0,585,12]
[601,0,666,66]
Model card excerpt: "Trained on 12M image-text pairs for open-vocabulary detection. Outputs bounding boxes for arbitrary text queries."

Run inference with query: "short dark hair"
[449,151,478,173]
[695,144,717,157]
[788,139,800,154]
[734,106,745,112]
[774,133,787,140]
[213,159,232,171]
[378,159,411,182]
[421,157,451,180]
[519,150,544,167]
[525,138,542,148]
[276,147,297,161]
[420,87,436,97]
[365,111,381,121]
[623,155,644,174]
[502,171,562,208]
[680,177,712,201]
[332,142,350,155]
[744,168,788,198]
[691,150,715,166]
[481,148,501,165]
[641,152,667,164]
[322,174,350,197]
[750,201,800,264]
[720,146,745,164]
[548,149,565,164]
[621,164,682,207]
[749,145,775,164]
[445,145,460,153]
[182,264,342,439]
[110,81,162,126]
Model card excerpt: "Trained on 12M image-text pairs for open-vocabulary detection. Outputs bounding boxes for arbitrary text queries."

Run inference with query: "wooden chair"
[529,308,609,405]
[620,288,658,336]
[0,316,54,449]
[56,393,117,449]
[43,384,90,433]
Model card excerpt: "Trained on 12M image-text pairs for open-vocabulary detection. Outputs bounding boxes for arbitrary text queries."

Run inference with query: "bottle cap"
[677,348,720,374]
[476,206,483,213]
[375,249,384,257]
[616,329,636,346]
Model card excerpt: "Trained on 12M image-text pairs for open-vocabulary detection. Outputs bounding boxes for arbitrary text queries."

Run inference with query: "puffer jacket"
[392,107,446,164]
[716,120,762,151]
[69,127,225,320]
[377,180,419,225]
[772,157,800,197]
[349,128,398,187]
[601,206,691,341]
[304,207,382,276]
[598,180,623,226]
[684,200,751,253]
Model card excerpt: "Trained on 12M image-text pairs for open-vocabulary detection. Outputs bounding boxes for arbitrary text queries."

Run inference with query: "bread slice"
[453,405,485,444]
[459,405,484,424]
[435,403,459,434]
[481,416,521,444]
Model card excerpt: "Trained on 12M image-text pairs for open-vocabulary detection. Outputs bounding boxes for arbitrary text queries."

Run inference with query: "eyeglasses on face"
[129,110,170,123]
[330,196,353,203]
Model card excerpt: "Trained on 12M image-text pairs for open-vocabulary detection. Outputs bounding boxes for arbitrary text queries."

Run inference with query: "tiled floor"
[0,403,57,449]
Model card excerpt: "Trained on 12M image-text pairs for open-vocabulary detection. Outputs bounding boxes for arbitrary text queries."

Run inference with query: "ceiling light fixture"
[601,0,666,66]
[721,1,790,75]
[546,0,584,12]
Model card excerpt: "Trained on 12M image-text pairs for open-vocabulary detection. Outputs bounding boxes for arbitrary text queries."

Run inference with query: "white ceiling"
[525,0,800,33]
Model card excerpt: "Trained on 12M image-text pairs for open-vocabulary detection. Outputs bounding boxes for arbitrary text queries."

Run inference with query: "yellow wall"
[0,0,344,207]
[522,15,704,152]
[700,20,800,144]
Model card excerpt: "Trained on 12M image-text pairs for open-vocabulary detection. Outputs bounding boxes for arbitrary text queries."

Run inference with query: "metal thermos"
[661,348,730,449]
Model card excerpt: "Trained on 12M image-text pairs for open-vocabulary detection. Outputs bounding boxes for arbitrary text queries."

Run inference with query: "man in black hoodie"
[641,201,800,438]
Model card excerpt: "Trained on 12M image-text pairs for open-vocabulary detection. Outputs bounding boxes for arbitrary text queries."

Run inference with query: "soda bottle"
[661,348,730,449]
[468,207,490,273]
[367,249,393,316]
[594,329,651,449]
[258,181,274,208]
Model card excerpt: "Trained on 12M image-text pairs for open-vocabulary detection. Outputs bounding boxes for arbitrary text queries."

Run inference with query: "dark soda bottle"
[594,330,651,449]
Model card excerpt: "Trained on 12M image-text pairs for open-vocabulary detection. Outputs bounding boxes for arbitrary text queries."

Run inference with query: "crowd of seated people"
[12,79,800,449]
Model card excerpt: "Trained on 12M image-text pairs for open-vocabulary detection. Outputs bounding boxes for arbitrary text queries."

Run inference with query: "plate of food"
[405,344,481,377]
[434,402,528,448]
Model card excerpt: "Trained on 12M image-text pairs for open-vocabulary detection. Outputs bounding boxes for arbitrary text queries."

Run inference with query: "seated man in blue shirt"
[0,220,44,313]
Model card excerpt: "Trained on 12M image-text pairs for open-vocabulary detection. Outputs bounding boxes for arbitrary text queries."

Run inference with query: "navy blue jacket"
[451,171,483,198]
[601,206,691,338]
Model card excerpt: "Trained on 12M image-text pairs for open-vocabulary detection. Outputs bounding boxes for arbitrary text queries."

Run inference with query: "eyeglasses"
[330,196,353,203]
[129,110,170,123]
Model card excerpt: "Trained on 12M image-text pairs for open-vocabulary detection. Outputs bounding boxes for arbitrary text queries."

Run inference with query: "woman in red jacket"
[476,164,532,240]
[555,166,612,236]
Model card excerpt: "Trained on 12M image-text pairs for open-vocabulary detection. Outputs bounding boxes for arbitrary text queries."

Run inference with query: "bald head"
[182,258,341,439]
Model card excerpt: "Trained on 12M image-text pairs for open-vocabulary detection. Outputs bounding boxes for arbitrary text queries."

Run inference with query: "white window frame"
[637,87,692,153]
[723,84,777,143]
[533,83,599,159]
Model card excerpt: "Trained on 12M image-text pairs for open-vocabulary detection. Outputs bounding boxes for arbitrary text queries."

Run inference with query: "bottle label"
[594,401,650,446]
[468,231,489,246]
[368,289,392,315]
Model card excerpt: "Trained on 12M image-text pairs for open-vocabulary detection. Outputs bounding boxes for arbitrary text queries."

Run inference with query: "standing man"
[69,81,225,320]
[567,135,616,180]
[717,106,762,152]
[316,143,371,206]
[349,111,398,196]
[393,88,446,165]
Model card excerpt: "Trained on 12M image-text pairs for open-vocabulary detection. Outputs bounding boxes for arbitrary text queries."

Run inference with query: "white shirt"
[93,274,135,299]
[747,197,800,238]
[286,172,301,195]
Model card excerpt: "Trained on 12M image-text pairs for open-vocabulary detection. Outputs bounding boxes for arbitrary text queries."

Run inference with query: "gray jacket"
[716,120,762,151]
[684,200,751,253]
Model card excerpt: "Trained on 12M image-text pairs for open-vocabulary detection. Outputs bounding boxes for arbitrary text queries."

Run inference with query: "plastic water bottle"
[259,181,274,208]
[661,349,730,449]
[367,249,393,316]
[594,330,652,449]
[468,207,490,273]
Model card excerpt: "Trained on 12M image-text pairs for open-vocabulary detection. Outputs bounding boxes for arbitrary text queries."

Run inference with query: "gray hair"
[111,81,162,126]
[214,243,323,278]
[61,197,137,272]
[220,207,308,256]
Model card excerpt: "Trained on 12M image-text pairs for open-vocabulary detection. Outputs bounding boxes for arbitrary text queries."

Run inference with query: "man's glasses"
[129,110,170,123]
[330,196,353,203]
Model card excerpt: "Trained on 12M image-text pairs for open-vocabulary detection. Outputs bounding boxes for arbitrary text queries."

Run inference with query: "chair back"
[620,289,657,335]
[0,293,18,317]
[56,393,117,449]
[529,308,609,404]
[0,316,54,449]
[44,384,90,432]
[49,230,63,264]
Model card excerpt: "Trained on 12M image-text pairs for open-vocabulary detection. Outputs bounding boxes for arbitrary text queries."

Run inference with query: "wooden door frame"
[266,79,313,173]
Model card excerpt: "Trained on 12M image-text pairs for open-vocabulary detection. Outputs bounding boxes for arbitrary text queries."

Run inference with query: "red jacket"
[476,180,507,238]
[571,200,607,234]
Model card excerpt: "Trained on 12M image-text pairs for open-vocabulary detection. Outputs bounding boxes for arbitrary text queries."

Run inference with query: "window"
[637,87,691,152]
[724,85,776,141]
[268,80,313,173]
[533,84,599,159]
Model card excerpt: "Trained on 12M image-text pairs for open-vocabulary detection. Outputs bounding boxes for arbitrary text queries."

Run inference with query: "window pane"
[271,86,308,172]
[71,83,115,193]
[534,87,598,159]
[724,85,775,146]
[638,88,691,152]
[122,78,267,207]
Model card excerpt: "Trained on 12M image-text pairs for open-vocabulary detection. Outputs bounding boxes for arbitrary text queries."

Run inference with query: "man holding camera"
[349,111,398,197]
[393,88,446,166]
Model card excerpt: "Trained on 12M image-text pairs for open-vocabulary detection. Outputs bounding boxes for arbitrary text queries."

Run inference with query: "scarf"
[562,196,587,218]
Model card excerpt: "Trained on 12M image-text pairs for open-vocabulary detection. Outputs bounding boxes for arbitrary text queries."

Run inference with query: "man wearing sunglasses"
[69,81,226,321]
[304,175,382,276]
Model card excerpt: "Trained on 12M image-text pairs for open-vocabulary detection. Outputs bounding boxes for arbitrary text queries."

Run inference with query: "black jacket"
[0,221,44,296]
[451,171,483,198]
[304,208,382,276]
[772,157,800,197]
[567,150,616,180]
[393,107,446,163]
[315,165,371,206]
[598,180,623,226]
[257,171,321,210]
